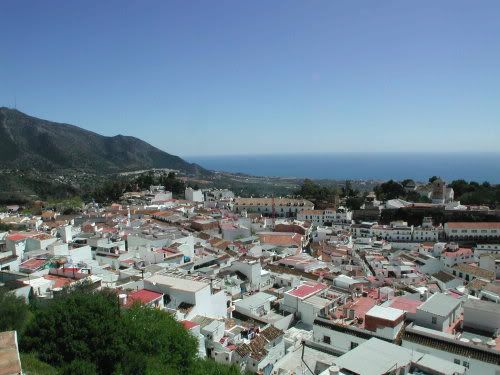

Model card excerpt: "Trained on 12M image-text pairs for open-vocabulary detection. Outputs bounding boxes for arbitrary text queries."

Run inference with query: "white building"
[313,311,402,355]
[441,245,475,267]
[234,292,276,318]
[185,187,204,202]
[413,219,441,242]
[474,243,500,256]
[413,293,462,332]
[463,299,500,335]
[233,197,314,218]
[280,281,336,328]
[144,273,227,319]
[329,337,466,375]
[479,253,500,278]
[233,325,284,374]
[297,207,352,226]
[230,259,271,292]
[444,222,500,241]
[403,323,500,375]
[220,222,251,241]
[372,221,413,242]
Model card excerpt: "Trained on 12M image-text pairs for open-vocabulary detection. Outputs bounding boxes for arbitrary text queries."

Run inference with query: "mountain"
[0,107,207,175]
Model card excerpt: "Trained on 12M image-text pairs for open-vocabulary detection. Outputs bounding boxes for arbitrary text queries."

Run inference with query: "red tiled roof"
[43,274,74,288]
[19,258,47,271]
[33,233,53,240]
[443,248,473,257]
[300,210,323,215]
[182,320,199,330]
[343,297,376,320]
[127,289,163,306]
[6,233,30,241]
[220,222,238,230]
[288,281,327,298]
[388,296,423,314]
[258,232,303,247]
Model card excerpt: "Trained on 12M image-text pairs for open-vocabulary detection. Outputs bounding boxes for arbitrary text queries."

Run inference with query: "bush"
[19,288,245,375]
[0,287,31,333]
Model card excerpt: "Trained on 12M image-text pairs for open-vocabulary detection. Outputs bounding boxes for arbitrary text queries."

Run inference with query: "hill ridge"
[0,107,207,175]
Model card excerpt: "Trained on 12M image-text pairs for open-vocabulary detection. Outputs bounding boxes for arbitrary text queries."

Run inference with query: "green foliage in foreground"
[21,353,59,375]
[6,285,244,375]
[0,287,31,333]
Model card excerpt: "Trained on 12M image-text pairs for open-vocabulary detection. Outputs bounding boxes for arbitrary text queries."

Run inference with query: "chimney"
[119,293,128,306]
[329,365,340,375]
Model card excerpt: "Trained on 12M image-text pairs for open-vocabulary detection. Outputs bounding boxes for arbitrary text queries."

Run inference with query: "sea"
[185,152,500,183]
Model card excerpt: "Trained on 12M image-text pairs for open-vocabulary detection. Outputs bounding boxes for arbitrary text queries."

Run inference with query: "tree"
[121,305,198,375]
[296,179,339,208]
[159,172,186,196]
[449,179,471,198]
[401,179,415,187]
[191,359,243,375]
[345,196,364,210]
[20,353,59,375]
[405,191,431,203]
[342,180,354,197]
[374,180,405,201]
[20,288,246,375]
[59,360,97,375]
[428,176,439,183]
[22,289,125,375]
[0,287,30,333]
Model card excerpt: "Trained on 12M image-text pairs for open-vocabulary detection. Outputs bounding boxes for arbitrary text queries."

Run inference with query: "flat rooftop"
[464,299,500,314]
[146,274,208,292]
[334,338,415,375]
[235,292,276,310]
[304,295,332,309]
[418,293,461,317]
[387,296,423,314]
[366,305,404,321]
[288,281,327,299]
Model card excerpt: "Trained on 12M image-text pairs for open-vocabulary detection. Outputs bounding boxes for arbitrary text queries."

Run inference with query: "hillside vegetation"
[0,107,206,175]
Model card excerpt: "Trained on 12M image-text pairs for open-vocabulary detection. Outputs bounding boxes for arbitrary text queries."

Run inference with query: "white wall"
[402,339,499,375]
[313,324,368,354]
[463,304,500,333]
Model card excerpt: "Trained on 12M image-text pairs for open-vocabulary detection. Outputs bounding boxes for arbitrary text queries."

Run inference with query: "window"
[350,342,358,350]
[323,335,331,344]
[432,317,437,324]
[454,359,460,365]
[463,361,469,368]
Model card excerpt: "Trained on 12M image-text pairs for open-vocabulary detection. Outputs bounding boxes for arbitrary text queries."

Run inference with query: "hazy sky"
[2,1,500,156]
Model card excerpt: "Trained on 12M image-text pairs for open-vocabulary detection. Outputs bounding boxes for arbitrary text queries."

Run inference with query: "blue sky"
[1,1,500,156]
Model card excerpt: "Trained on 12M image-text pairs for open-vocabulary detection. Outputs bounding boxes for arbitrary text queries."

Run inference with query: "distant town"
[1,173,500,375]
